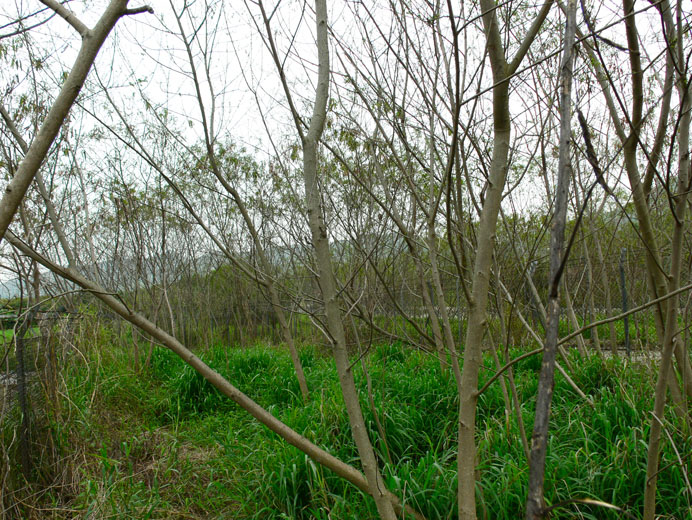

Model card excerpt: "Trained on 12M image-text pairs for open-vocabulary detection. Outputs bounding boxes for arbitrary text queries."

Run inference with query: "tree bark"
[296,2,396,517]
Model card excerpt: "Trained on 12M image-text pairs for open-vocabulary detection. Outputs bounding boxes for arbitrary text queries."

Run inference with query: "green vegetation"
[2,327,689,519]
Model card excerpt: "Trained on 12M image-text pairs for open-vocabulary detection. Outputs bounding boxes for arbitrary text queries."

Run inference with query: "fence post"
[16,309,35,481]
[619,248,630,356]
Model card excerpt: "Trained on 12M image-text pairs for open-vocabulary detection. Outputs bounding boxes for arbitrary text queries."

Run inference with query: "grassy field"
[2,332,690,519]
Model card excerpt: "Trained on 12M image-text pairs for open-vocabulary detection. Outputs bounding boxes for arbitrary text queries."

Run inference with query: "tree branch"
[124,6,154,16]
[38,0,89,37]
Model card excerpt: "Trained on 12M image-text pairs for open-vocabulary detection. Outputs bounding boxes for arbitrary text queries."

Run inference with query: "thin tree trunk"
[494,272,530,459]
[425,100,460,380]
[129,323,139,372]
[488,328,512,428]
[456,84,510,519]
[351,316,393,467]
[427,231,464,385]
[526,263,547,332]
[525,0,577,516]
[583,239,601,353]
[294,2,395,516]
[418,262,447,370]
[15,311,33,481]
[594,234,618,355]
[643,4,692,513]
[457,3,555,516]
[563,280,587,355]
[303,121,396,519]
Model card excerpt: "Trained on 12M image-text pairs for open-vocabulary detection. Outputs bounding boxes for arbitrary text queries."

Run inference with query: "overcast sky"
[0,1,679,289]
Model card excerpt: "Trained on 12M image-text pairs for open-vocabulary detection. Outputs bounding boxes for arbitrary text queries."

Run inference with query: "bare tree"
[254,0,401,516]
[641,1,692,517]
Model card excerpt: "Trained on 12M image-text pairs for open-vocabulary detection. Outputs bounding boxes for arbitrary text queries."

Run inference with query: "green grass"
[3,335,691,519]
[0,325,40,341]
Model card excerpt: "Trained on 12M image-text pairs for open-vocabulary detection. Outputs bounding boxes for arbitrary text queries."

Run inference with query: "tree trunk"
[583,239,601,353]
[643,3,692,514]
[525,0,577,516]
[563,280,587,355]
[458,2,554,516]
[298,2,395,517]
[457,91,510,519]
[594,234,618,355]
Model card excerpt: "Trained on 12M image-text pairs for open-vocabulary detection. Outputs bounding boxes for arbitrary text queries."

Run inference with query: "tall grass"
[3,327,690,519]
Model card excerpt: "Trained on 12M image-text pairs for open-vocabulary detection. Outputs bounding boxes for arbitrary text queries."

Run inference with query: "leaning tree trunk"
[5,230,425,520]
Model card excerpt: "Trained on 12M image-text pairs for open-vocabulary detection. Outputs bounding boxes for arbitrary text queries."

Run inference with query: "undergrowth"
[2,333,690,519]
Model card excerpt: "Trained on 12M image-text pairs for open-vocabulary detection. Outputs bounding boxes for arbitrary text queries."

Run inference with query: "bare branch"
[124,6,154,16]
[38,0,90,37]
